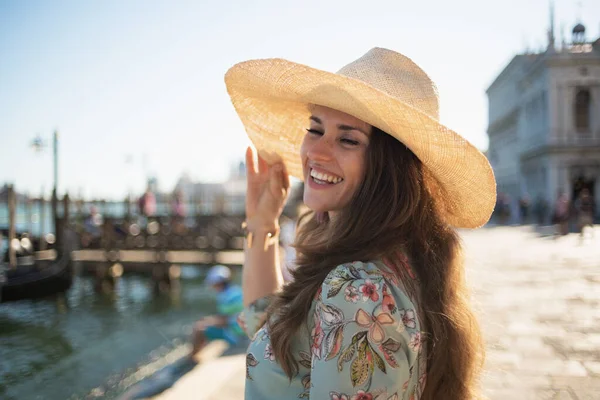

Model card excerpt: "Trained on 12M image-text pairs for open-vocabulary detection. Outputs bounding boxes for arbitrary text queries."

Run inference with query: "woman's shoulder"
[320,260,417,310]
[323,260,403,287]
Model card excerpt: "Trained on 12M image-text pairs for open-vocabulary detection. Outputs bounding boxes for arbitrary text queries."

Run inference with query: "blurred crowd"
[493,189,596,237]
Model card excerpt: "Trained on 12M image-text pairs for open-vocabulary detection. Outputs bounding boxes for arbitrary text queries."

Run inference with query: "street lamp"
[30,130,58,195]
[30,130,59,247]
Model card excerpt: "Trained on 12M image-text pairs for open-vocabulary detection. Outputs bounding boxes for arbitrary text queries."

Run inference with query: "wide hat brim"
[225,58,496,229]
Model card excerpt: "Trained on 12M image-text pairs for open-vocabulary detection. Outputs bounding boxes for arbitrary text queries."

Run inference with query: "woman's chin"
[302,197,329,214]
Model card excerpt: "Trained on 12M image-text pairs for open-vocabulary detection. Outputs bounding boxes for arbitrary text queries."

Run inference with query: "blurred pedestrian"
[170,189,186,234]
[574,188,594,239]
[190,265,244,357]
[519,194,530,224]
[138,185,156,218]
[81,205,103,247]
[553,191,570,236]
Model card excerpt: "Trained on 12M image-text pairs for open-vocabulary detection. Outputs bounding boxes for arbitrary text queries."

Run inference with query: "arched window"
[574,88,591,132]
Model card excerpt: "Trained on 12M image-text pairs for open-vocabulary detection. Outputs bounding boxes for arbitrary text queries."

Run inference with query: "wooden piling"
[8,185,16,268]
[40,194,47,250]
[26,196,33,237]
[63,193,70,226]
[51,188,58,244]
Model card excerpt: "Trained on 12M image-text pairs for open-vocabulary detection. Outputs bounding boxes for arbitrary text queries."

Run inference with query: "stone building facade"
[486,21,599,222]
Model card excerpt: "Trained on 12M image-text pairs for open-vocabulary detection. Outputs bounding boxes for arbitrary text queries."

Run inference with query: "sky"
[1,0,598,200]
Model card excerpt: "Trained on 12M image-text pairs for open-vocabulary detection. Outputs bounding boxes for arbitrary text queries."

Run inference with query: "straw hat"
[224,47,496,228]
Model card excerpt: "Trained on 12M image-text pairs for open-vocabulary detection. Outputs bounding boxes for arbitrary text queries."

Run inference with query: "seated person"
[191,265,244,357]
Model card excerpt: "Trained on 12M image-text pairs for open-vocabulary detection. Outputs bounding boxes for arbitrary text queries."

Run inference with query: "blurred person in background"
[170,189,186,234]
[190,265,244,357]
[553,191,570,237]
[138,185,156,222]
[227,48,495,399]
[81,205,103,247]
[519,193,530,224]
[574,188,595,239]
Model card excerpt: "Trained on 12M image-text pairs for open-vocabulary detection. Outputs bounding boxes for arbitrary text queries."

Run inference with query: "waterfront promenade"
[153,226,600,400]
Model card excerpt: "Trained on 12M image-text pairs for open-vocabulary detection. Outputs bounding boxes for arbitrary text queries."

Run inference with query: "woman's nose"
[307,137,334,161]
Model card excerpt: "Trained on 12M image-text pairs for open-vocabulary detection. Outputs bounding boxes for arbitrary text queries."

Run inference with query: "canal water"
[0,265,237,399]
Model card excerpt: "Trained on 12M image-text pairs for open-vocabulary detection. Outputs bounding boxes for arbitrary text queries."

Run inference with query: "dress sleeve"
[236,295,272,339]
[309,262,424,400]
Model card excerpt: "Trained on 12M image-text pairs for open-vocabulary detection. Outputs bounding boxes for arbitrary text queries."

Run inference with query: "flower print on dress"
[409,332,423,352]
[350,390,374,400]
[299,373,311,399]
[355,308,394,344]
[246,353,259,380]
[330,392,350,400]
[381,284,397,314]
[311,309,326,360]
[264,343,275,362]
[398,309,416,331]
[297,350,312,370]
[345,285,360,303]
[359,279,380,302]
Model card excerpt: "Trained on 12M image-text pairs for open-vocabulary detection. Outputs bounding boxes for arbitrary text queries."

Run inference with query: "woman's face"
[300,105,371,215]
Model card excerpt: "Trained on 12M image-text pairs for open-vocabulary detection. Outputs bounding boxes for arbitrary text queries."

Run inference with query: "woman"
[226,48,496,399]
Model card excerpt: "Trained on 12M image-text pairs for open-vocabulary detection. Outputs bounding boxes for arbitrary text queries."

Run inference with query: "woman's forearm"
[242,223,284,307]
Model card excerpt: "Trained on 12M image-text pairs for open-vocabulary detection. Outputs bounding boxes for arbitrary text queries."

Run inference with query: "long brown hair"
[268,127,484,399]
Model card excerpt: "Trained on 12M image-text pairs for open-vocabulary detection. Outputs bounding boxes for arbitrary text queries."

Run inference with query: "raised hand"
[244,146,290,228]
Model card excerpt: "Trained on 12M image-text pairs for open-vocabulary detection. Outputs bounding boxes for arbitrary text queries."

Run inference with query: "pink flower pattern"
[358,279,380,302]
[350,390,374,400]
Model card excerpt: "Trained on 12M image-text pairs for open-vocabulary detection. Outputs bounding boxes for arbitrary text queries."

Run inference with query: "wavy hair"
[267,127,485,399]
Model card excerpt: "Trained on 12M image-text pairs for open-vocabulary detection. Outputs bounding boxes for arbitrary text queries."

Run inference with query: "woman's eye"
[306,128,323,135]
[341,138,359,146]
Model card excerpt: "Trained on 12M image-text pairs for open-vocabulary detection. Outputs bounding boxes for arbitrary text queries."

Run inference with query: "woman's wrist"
[242,216,280,251]
[244,216,280,233]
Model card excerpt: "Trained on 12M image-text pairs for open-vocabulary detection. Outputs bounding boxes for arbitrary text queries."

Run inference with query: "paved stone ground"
[154,226,600,399]
[464,226,600,400]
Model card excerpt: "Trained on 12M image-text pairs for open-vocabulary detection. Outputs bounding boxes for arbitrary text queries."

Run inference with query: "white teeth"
[310,169,342,184]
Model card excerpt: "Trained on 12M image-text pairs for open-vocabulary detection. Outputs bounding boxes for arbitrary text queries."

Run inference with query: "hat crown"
[336,48,439,120]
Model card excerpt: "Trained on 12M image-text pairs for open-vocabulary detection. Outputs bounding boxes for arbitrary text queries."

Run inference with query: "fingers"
[257,152,269,175]
[245,147,256,178]
[269,163,289,199]
[280,162,291,191]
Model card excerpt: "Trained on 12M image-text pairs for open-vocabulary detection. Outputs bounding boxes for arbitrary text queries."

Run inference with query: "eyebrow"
[309,115,370,136]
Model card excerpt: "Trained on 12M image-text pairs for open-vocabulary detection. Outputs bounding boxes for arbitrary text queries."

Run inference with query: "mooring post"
[63,193,70,227]
[51,188,58,248]
[39,193,47,250]
[8,185,16,268]
[25,195,33,238]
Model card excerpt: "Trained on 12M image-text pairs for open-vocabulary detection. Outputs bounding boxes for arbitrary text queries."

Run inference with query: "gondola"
[0,232,76,303]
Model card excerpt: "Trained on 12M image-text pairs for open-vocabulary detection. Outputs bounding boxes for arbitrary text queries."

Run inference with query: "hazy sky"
[1,0,598,199]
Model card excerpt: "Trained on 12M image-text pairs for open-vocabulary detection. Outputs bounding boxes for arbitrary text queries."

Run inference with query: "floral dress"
[237,260,427,400]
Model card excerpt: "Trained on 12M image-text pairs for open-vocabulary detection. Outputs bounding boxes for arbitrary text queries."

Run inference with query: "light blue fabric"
[216,284,245,337]
[241,261,427,400]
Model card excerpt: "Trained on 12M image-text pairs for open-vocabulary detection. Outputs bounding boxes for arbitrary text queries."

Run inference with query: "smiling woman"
[225,47,496,400]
